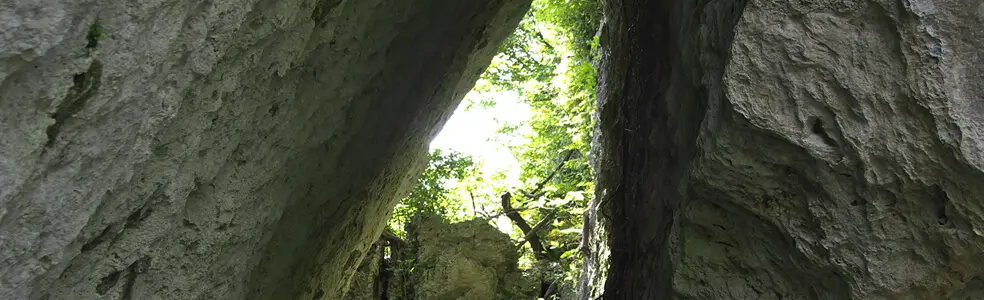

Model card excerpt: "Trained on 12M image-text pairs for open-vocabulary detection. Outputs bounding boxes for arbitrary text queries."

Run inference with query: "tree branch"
[380,230,407,248]
[486,206,537,219]
[533,29,556,53]
[469,189,478,219]
[523,149,578,199]
[501,192,548,259]
[516,210,557,247]
[524,18,557,53]
[543,280,558,298]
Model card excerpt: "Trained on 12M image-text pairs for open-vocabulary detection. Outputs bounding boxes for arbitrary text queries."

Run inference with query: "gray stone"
[0,0,530,299]
[343,240,384,300]
[584,0,984,298]
[410,217,534,300]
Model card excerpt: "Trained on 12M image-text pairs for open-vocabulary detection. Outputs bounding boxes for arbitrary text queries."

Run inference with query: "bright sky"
[430,90,533,236]
[430,90,532,180]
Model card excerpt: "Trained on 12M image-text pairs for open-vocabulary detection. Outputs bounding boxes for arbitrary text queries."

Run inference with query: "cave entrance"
[349,0,604,299]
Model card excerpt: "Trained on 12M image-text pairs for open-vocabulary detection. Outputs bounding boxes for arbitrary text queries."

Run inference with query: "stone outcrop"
[0,0,529,299]
[406,217,534,300]
[584,0,984,299]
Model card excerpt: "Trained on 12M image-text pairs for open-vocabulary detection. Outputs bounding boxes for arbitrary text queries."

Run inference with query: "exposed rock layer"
[0,0,529,299]
[585,0,984,298]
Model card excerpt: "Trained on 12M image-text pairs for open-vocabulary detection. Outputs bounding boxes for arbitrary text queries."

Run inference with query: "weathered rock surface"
[408,217,533,300]
[343,240,384,300]
[0,0,529,299]
[584,0,984,299]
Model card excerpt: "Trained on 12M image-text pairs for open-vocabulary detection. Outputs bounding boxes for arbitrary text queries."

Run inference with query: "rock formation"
[401,216,533,300]
[4,0,983,298]
[0,0,529,299]
[583,0,984,299]
[343,240,385,300]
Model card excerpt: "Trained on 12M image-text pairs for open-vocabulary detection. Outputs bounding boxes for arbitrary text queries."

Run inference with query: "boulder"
[409,217,534,300]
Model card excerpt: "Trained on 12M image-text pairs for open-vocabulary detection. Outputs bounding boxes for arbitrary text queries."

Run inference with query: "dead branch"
[501,192,548,259]
[469,189,478,219]
[516,210,557,247]
[485,205,537,219]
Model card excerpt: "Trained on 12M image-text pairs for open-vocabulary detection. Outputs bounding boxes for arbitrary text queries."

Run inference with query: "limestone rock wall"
[682,0,984,298]
[585,0,984,298]
[0,0,530,299]
[343,241,384,300]
[580,0,750,297]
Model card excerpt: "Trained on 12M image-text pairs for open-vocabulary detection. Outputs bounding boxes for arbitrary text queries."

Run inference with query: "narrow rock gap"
[596,0,749,297]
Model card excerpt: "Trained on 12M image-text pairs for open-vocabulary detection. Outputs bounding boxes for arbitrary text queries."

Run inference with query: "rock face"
[0,0,529,299]
[343,241,384,300]
[584,0,984,299]
[407,217,533,300]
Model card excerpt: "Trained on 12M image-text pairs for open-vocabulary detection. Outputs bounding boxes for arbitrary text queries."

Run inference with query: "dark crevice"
[121,256,152,300]
[598,0,749,298]
[811,118,839,147]
[95,270,122,295]
[311,0,343,27]
[124,204,153,229]
[80,224,116,252]
[929,185,950,226]
[45,60,103,149]
[601,0,678,297]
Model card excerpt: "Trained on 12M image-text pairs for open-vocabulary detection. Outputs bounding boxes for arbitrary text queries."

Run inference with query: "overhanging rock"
[0,0,530,299]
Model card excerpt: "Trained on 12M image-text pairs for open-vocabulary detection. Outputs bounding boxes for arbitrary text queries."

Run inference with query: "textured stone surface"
[343,240,384,300]
[584,0,984,298]
[0,0,529,299]
[410,217,533,300]
[681,0,984,298]
[580,0,749,297]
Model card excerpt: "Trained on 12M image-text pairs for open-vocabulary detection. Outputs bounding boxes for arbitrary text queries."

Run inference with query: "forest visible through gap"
[384,0,603,298]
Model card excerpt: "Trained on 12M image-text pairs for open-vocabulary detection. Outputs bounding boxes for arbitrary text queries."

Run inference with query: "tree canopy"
[387,149,476,237]
[387,0,602,297]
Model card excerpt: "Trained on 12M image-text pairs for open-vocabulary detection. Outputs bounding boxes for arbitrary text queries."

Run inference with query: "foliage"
[481,0,601,201]
[86,19,107,49]
[388,149,476,237]
[387,0,602,297]
[481,0,602,297]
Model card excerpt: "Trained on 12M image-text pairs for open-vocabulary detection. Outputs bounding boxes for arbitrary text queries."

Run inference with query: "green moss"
[86,19,107,49]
